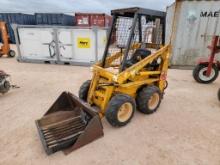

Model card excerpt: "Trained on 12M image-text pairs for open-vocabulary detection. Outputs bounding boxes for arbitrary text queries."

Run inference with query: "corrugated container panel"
[75,13,112,27]
[0,13,35,43]
[35,13,75,26]
[166,1,220,66]
[22,14,35,25]
[63,15,75,26]
[0,13,35,25]
[90,14,105,27]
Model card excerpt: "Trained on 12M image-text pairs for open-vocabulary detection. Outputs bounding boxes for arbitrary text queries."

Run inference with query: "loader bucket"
[35,91,104,155]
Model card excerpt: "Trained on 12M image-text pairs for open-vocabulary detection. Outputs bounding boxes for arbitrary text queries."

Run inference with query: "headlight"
[90,66,94,72]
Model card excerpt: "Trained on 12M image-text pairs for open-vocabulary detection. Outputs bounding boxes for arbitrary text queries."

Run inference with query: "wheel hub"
[199,67,215,81]
[117,102,133,122]
[148,93,160,110]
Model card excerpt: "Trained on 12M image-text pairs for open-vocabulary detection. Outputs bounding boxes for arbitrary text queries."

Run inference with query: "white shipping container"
[166,1,220,66]
[15,25,108,65]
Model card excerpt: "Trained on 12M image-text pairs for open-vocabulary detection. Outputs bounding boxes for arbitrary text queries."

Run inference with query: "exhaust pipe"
[36,92,104,155]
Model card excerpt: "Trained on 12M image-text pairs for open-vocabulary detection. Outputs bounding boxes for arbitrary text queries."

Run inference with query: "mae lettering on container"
[77,38,91,48]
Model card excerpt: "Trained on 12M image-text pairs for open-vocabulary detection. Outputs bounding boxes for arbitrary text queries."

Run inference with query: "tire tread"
[193,64,219,84]
[136,86,161,114]
[78,80,91,101]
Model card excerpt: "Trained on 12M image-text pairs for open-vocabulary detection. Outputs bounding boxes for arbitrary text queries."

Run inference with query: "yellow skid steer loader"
[36,7,171,155]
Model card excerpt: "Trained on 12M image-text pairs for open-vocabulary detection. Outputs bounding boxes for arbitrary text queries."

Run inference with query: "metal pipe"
[161,16,166,45]
[138,15,142,43]
[206,36,219,76]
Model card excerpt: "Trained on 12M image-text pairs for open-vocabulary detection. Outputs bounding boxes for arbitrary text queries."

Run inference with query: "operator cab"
[100,7,166,73]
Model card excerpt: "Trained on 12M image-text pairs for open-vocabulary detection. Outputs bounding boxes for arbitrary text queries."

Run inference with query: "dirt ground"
[0,51,220,165]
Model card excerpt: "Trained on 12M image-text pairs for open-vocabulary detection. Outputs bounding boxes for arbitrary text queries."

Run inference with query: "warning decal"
[77,38,91,48]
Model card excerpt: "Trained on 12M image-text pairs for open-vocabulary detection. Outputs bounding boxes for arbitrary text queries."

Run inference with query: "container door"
[72,29,95,63]
[76,15,90,26]
[57,29,74,60]
[19,28,56,60]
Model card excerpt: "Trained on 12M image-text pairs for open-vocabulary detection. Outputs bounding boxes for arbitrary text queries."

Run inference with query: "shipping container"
[14,25,108,65]
[75,13,112,27]
[35,13,75,26]
[166,0,220,66]
[22,14,35,25]
[0,13,35,43]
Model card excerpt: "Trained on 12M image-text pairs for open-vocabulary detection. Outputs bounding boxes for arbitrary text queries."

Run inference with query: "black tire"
[193,64,219,84]
[8,50,16,58]
[136,86,161,114]
[218,88,220,101]
[0,80,10,94]
[105,94,136,127]
[78,80,91,101]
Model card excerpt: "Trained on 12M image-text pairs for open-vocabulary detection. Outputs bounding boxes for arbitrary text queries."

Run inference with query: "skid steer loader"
[36,7,171,155]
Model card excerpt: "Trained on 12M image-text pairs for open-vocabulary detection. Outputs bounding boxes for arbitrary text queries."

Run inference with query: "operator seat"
[124,48,151,68]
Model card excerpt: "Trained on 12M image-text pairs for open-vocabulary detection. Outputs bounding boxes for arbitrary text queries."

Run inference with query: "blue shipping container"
[35,13,75,26]
[0,13,75,44]
[0,13,35,43]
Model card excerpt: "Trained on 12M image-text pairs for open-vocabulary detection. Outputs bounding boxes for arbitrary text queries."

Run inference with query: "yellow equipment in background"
[0,21,15,57]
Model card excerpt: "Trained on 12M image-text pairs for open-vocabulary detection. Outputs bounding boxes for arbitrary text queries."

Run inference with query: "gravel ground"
[0,51,220,165]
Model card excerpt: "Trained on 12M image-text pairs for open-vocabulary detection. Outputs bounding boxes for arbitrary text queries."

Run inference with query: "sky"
[0,0,175,14]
